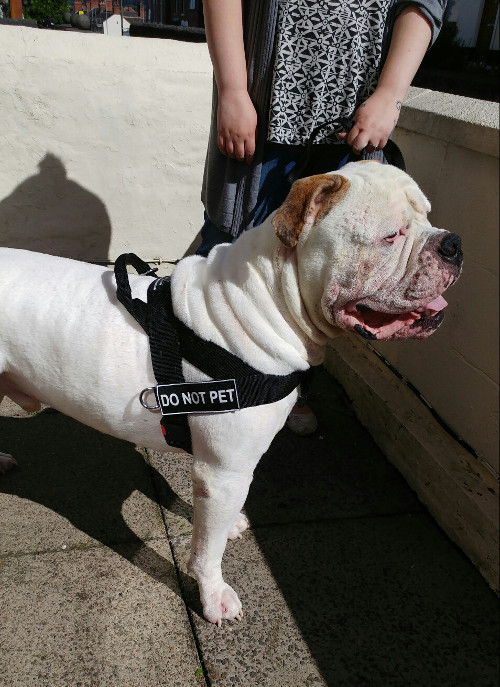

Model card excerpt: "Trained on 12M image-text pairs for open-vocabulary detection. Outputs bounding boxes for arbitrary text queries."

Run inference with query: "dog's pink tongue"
[425,295,448,312]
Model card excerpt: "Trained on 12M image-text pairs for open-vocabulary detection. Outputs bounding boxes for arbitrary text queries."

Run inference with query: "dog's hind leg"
[0,389,17,473]
[0,376,16,472]
[0,451,16,473]
[0,386,17,474]
[227,512,249,540]
[0,373,41,473]
[0,373,42,414]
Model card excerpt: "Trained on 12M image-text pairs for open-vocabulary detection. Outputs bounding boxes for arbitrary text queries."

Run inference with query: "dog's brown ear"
[272,174,349,248]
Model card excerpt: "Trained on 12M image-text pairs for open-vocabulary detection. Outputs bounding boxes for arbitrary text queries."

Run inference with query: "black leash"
[286,117,406,185]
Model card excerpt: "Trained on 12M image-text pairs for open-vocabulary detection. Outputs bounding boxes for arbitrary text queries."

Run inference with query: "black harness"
[114,253,310,453]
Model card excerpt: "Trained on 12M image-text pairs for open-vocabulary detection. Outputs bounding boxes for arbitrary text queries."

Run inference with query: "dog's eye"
[384,229,403,243]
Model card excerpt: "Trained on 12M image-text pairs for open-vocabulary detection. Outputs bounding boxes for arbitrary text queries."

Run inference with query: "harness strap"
[114,253,158,332]
[147,277,184,385]
[115,255,191,450]
[147,276,306,408]
[173,314,305,408]
[114,254,310,452]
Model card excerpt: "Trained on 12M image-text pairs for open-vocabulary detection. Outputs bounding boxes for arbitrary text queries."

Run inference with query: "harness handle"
[286,117,405,186]
[114,253,158,332]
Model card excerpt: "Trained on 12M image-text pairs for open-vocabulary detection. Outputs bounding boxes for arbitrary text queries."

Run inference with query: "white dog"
[0,162,462,625]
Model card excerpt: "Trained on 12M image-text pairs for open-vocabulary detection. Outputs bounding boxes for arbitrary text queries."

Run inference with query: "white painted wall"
[325,88,499,586]
[1,24,498,475]
[0,24,211,265]
[378,88,499,474]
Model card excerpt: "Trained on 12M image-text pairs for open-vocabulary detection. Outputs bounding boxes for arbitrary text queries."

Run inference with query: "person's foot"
[286,403,318,436]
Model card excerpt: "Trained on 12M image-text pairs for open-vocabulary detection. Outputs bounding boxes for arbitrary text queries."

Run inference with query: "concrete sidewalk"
[1,368,498,687]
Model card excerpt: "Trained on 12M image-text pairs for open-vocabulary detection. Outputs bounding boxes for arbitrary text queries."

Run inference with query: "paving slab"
[146,368,424,539]
[149,369,499,687]
[0,411,166,554]
[1,369,499,687]
[167,528,328,687]
[246,417,424,525]
[168,518,499,687]
[0,541,203,687]
[0,404,202,686]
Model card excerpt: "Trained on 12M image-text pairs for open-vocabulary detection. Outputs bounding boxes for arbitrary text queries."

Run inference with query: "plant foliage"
[23,0,69,23]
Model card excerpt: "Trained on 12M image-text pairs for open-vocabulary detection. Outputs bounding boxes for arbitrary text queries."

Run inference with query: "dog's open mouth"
[343,295,448,340]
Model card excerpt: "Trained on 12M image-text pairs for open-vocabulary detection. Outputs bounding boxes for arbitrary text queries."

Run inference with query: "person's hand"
[337,88,402,155]
[217,89,258,164]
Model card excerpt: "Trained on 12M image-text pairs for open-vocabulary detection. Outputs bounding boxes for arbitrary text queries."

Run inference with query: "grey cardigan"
[201,0,447,238]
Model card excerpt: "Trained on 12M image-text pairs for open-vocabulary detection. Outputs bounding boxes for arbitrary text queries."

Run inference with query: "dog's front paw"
[0,452,17,474]
[202,583,244,626]
[227,512,249,540]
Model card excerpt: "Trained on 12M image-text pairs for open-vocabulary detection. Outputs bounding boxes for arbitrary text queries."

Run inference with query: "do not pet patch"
[156,379,240,416]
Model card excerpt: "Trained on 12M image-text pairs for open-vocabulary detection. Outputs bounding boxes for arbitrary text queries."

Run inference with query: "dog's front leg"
[188,459,254,625]
[185,396,294,624]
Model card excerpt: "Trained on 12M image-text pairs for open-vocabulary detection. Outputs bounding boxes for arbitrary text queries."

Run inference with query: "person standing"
[197,0,447,433]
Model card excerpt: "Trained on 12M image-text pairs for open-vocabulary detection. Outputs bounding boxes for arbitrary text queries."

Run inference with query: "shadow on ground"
[0,409,192,594]
[241,371,500,686]
[1,369,498,686]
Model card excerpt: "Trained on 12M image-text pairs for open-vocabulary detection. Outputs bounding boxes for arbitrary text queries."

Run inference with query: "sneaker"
[286,404,318,436]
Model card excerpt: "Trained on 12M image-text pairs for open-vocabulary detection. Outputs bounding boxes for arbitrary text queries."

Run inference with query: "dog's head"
[272,160,462,341]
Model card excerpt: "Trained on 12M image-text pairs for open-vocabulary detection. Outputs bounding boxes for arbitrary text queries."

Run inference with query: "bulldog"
[0,161,462,625]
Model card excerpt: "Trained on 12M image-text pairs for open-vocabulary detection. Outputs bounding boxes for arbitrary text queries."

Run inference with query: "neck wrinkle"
[277,249,335,367]
[172,224,327,373]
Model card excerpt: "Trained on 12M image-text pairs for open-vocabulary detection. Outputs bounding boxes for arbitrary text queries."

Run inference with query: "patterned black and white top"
[268,0,391,145]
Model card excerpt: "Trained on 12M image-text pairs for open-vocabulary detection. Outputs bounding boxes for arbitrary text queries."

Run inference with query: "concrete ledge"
[324,335,499,594]
[400,87,499,157]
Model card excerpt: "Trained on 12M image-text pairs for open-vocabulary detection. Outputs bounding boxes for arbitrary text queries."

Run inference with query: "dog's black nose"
[438,233,463,265]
